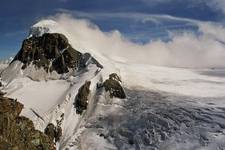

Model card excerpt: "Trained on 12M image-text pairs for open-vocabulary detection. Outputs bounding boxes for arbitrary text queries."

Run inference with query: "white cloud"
[56,9,199,23]
[207,0,225,15]
[140,0,225,17]
[39,14,225,68]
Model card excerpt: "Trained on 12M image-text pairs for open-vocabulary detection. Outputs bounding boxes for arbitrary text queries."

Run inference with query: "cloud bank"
[37,14,225,68]
[140,0,225,15]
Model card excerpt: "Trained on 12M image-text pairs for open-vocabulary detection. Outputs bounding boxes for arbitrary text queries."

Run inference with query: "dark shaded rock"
[0,95,55,150]
[12,33,82,74]
[55,126,62,142]
[109,73,122,82]
[128,139,134,145]
[80,53,103,69]
[99,133,108,139]
[0,91,6,97]
[74,81,91,114]
[0,82,2,87]
[44,123,56,142]
[44,123,62,143]
[103,73,126,99]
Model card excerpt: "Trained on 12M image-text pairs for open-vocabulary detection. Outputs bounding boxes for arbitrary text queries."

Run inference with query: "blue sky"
[1,0,225,59]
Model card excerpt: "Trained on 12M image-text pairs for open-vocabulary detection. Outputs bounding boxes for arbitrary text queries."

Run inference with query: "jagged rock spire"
[12,33,82,74]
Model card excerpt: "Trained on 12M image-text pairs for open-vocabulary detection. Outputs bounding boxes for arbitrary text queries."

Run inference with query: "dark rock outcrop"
[0,91,6,97]
[0,94,55,149]
[74,81,91,114]
[80,53,103,69]
[12,33,82,74]
[11,33,103,75]
[44,123,62,143]
[103,73,126,99]
[55,126,62,143]
[44,123,55,142]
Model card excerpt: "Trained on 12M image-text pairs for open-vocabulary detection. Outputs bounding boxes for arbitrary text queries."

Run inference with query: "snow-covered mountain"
[1,20,225,150]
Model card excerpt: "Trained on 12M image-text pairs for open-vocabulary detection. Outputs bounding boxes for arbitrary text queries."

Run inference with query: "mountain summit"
[1,22,103,82]
[0,19,127,149]
[13,33,82,74]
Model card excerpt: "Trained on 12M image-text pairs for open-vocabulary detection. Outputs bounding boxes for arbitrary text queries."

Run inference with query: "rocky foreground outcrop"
[0,93,55,150]
[103,73,126,99]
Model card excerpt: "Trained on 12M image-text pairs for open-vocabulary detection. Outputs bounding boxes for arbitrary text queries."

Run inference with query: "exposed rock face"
[0,94,55,150]
[12,33,82,74]
[109,73,122,82]
[11,33,103,76]
[103,73,126,99]
[80,53,103,69]
[44,123,62,143]
[55,126,62,143]
[74,81,91,114]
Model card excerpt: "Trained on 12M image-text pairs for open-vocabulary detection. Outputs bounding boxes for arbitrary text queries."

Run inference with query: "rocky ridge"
[12,33,82,74]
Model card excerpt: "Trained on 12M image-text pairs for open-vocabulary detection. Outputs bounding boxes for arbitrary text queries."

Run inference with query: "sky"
[1,0,225,59]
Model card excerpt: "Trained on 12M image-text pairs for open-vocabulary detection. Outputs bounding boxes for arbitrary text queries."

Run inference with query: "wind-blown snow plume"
[35,14,225,68]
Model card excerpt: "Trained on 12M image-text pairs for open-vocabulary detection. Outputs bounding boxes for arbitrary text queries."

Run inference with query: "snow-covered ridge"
[1,61,61,83]
[28,19,119,76]
[22,17,225,97]
[0,19,124,149]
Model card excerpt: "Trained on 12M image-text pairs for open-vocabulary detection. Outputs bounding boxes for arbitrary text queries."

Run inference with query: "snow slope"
[1,20,225,150]
[118,63,225,98]
[3,61,225,149]
[0,63,8,73]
